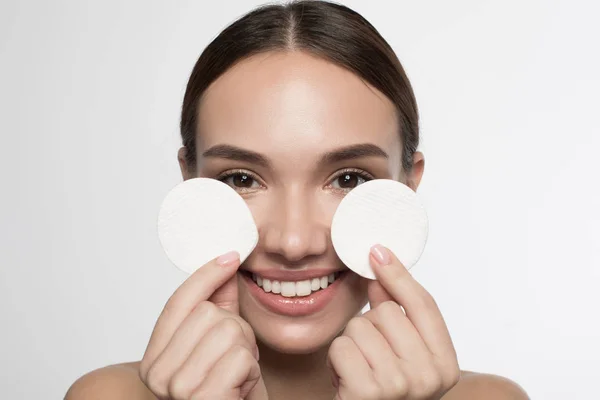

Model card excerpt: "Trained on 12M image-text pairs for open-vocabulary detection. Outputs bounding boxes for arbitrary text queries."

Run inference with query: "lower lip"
[241,271,349,317]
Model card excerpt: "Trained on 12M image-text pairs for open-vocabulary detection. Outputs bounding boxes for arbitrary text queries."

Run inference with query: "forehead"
[196,51,400,162]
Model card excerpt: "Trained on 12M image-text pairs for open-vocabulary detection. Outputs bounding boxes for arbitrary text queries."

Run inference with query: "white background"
[1,0,598,398]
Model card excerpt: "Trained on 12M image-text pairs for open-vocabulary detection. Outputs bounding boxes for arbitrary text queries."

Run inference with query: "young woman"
[66,1,529,399]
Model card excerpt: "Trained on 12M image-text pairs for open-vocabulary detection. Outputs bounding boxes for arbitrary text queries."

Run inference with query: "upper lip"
[240,268,347,282]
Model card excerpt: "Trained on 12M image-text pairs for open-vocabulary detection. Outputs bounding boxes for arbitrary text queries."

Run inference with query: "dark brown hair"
[180,0,419,173]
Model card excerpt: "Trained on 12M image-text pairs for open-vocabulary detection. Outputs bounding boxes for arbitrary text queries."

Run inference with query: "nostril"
[259,220,329,262]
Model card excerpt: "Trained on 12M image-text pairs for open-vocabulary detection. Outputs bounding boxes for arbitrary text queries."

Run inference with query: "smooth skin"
[65,51,529,399]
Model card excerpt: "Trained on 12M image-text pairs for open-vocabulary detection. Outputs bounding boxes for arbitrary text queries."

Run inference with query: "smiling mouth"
[239,270,346,297]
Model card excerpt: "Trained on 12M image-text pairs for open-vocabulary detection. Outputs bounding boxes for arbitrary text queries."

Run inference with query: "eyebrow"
[319,143,389,166]
[201,143,388,168]
[202,144,271,168]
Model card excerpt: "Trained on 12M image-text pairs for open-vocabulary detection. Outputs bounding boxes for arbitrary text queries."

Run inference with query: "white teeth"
[263,279,272,292]
[311,278,320,291]
[320,276,328,289]
[271,280,281,294]
[296,280,312,296]
[251,272,343,297]
[281,281,295,297]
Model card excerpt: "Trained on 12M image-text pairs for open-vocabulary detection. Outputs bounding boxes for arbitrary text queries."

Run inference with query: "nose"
[259,187,329,263]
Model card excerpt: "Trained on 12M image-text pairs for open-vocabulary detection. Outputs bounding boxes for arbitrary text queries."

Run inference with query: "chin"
[238,271,368,354]
[252,311,357,354]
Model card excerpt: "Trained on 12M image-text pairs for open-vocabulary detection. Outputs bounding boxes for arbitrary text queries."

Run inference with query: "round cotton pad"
[331,179,428,280]
[157,178,258,274]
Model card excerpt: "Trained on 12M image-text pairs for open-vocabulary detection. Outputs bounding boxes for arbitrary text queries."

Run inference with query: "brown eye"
[332,172,368,190]
[219,171,261,191]
[232,173,254,188]
[338,173,358,188]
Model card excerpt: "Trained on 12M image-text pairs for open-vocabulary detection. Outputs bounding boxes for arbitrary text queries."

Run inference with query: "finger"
[191,345,267,400]
[342,317,397,373]
[140,251,240,378]
[168,318,257,398]
[369,244,456,361]
[362,301,429,362]
[367,279,394,309]
[327,336,375,396]
[208,273,239,313]
[146,303,256,396]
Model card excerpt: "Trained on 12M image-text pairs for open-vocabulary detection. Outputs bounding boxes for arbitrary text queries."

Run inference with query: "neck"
[258,340,336,400]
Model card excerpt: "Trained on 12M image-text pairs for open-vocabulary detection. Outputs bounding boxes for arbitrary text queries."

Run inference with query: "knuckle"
[418,290,439,311]
[329,335,354,353]
[138,358,150,381]
[191,385,222,400]
[434,356,461,388]
[237,317,257,342]
[383,369,408,397]
[229,344,255,365]
[361,380,383,400]
[377,300,402,316]
[344,316,370,335]
[193,301,217,317]
[410,367,443,397]
[168,374,193,400]
[144,364,169,398]
[442,363,461,388]
[390,380,409,398]
[190,386,212,400]
[218,318,245,340]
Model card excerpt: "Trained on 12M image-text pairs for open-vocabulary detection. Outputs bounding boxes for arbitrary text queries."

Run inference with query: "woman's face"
[180,51,421,354]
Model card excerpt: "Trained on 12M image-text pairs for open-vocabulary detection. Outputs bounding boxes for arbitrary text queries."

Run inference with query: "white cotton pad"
[157,178,258,274]
[331,179,428,280]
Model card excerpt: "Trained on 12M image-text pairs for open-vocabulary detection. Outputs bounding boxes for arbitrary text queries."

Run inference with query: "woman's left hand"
[327,244,461,400]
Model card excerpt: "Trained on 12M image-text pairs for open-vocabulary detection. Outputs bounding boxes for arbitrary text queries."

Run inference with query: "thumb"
[207,251,241,314]
[208,270,240,314]
[367,279,394,310]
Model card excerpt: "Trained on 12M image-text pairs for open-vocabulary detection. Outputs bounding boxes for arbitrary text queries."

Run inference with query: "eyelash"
[326,168,375,192]
[215,168,375,193]
[216,169,263,193]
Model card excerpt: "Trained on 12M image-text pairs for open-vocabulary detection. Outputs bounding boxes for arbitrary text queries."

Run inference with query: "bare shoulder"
[442,370,529,400]
[65,361,156,400]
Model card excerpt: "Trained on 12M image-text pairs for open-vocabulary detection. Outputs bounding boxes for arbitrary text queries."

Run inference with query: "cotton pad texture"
[157,178,259,274]
[331,179,428,280]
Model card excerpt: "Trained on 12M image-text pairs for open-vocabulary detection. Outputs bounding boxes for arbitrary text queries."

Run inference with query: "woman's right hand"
[139,251,268,400]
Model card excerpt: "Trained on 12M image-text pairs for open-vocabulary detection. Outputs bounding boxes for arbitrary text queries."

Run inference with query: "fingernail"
[254,346,260,361]
[217,251,240,266]
[370,244,391,266]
